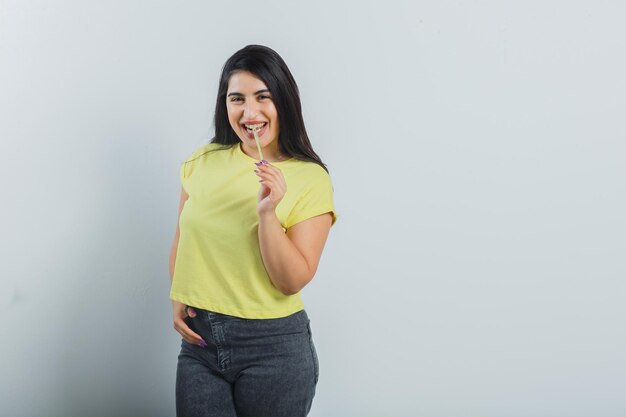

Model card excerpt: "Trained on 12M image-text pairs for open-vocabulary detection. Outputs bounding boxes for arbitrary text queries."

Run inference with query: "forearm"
[258,211,310,295]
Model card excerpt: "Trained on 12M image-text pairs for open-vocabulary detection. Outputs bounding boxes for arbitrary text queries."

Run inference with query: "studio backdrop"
[1,1,624,416]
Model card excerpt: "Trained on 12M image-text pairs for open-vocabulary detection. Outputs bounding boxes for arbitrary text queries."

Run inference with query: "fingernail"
[199,340,207,347]
[254,169,259,173]
[255,162,262,166]
[262,160,269,165]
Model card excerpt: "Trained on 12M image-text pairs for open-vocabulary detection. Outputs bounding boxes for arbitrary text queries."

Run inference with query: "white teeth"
[244,123,266,131]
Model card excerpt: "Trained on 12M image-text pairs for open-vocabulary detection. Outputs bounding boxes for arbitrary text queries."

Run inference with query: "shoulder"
[180,143,233,182]
[284,160,337,228]
[184,142,231,163]
[289,159,331,178]
[287,160,334,192]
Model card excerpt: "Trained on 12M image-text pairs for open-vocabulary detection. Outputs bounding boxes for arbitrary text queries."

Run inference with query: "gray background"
[1,1,624,416]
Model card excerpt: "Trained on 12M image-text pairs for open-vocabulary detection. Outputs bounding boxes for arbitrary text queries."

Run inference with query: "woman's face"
[226,70,280,156]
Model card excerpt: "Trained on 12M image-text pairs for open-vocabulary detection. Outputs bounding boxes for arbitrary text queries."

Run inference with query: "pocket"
[183,315,198,333]
[307,321,319,384]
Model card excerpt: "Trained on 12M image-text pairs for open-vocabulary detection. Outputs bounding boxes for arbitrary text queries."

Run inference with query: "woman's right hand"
[172,301,207,347]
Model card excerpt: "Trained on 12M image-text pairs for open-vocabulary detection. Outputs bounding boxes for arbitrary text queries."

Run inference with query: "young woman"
[169,45,337,417]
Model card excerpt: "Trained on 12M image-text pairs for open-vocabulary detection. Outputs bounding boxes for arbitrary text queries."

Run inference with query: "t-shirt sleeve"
[179,161,187,186]
[179,158,194,192]
[285,167,338,229]
[179,145,208,191]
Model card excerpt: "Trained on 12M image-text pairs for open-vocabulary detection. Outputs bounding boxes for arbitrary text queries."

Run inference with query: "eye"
[229,97,243,102]
[259,95,271,100]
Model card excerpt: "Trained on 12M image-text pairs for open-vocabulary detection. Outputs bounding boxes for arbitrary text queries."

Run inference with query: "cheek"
[226,108,239,124]
[269,109,279,126]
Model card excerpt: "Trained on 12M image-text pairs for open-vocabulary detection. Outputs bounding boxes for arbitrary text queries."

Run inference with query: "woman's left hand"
[255,160,286,215]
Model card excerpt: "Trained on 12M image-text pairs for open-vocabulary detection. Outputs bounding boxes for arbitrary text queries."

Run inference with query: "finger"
[257,178,286,197]
[258,162,279,173]
[256,173,273,184]
[258,178,275,189]
[178,331,207,347]
[258,166,286,188]
[255,167,271,178]
[187,306,197,318]
[256,171,283,185]
[181,333,200,345]
[183,330,205,346]
[261,160,281,169]
[254,169,276,181]
[258,175,285,192]
[257,162,284,175]
[178,318,202,341]
[258,182,270,193]
[255,171,270,181]
[255,173,286,202]
[174,319,206,346]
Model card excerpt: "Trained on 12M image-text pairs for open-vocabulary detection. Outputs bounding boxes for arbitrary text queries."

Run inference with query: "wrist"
[258,208,277,221]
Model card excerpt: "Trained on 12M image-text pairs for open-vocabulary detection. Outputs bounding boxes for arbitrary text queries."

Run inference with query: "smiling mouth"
[243,122,267,133]
[242,122,268,139]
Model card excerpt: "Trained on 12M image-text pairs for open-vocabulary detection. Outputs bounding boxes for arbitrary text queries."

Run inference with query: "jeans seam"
[206,316,230,372]
[307,322,319,384]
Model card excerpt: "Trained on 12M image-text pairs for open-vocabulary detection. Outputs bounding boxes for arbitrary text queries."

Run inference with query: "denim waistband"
[189,307,309,324]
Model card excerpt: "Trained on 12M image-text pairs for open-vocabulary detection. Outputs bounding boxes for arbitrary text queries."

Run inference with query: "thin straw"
[253,129,264,162]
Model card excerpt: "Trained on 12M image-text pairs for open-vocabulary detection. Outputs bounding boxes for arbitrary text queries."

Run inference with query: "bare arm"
[258,211,333,295]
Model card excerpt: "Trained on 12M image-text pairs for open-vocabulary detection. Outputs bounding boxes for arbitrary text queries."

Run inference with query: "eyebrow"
[227,89,271,97]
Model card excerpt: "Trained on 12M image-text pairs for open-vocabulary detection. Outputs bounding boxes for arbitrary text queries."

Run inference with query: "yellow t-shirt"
[170,142,338,319]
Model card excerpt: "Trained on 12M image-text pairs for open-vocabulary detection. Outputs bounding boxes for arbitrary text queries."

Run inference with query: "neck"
[240,142,287,162]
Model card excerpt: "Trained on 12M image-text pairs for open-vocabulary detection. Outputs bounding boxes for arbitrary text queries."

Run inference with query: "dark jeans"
[176,308,319,417]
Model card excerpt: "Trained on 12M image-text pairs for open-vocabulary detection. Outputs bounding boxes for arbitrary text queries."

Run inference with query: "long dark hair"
[210,44,329,173]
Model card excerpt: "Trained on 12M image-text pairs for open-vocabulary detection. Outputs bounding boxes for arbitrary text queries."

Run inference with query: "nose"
[243,100,260,119]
